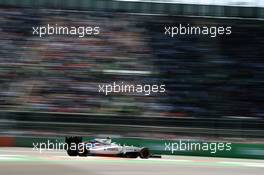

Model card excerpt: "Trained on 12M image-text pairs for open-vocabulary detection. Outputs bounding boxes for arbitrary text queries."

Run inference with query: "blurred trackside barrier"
[0,136,263,159]
[0,0,263,19]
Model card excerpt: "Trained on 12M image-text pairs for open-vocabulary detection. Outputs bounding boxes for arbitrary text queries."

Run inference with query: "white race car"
[65,137,151,159]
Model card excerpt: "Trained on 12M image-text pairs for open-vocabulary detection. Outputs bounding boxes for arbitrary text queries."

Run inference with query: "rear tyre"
[139,148,150,159]
[65,136,82,156]
[67,149,78,156]
[78,147,89,157]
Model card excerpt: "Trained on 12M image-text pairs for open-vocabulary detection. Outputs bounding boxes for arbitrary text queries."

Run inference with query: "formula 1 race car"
[65,137,151,159]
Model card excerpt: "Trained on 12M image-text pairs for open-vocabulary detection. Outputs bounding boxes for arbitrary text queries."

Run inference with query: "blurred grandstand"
[0,0,263,140]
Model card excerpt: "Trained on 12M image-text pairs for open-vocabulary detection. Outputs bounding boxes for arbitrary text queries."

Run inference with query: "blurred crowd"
[0,8,158,116]
[0,8,263,119]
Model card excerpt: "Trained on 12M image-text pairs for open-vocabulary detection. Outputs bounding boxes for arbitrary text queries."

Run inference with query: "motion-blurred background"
[0,0,263,146]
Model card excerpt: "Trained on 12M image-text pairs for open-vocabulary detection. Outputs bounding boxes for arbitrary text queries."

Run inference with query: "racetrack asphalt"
[0,147,263,175]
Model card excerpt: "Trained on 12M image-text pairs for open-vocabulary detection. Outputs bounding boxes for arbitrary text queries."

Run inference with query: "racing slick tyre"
[139,148,150,159]
[78,146,89,157]
[65,136,82,156]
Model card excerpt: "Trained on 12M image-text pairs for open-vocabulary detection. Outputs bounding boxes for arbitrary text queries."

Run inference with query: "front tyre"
[139,148,150,159]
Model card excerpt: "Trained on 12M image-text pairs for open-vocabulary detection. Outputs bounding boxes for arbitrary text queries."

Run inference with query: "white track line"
[220,161,264,168]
